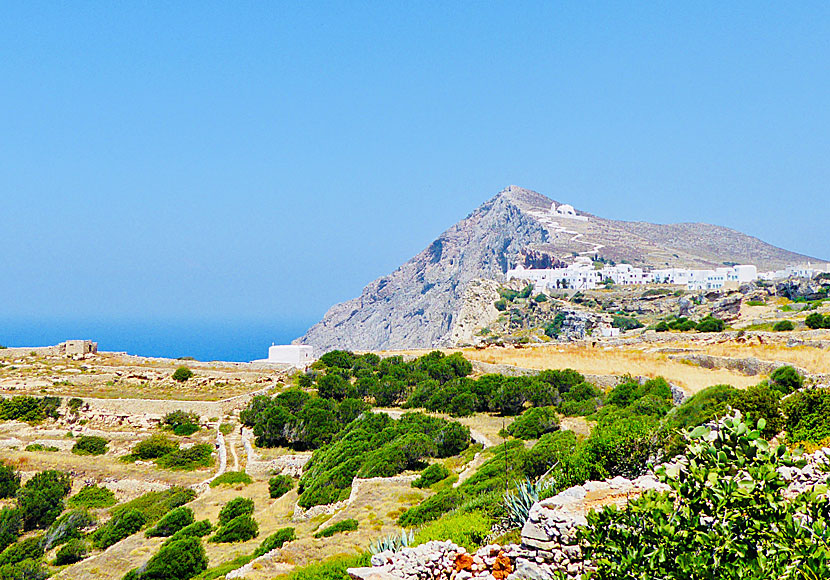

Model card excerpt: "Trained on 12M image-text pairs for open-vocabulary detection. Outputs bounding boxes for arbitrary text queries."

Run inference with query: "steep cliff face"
[296,185,824,352]
[296,186,551,351]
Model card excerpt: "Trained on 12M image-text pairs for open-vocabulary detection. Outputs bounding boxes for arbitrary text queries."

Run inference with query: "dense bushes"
[254,527,295,556]
[165,519,212,545]
[580,415,830,580]
[219,498,254,525]
[68,485,116,509]
[503,407,560,440]
[0,396,60,423]
[769,365,803,395]
[773,320,794,331]
[131,536,207,580]
[54,539,86,565]
[398,491,462,527]
[210,515,259,543]
[0,463,19,499]
[71,435,108,456]
[297,412,470,508]
[805,312,830,329]
[268,475,294,499]
[43,509,95,549]
[162,410,199,436]
[412,464,451,488]
[611,315,643,331]
[111,487,196,525]
[92,509,147,549]
[171,366,194,383]
[18,470,71,531]
[210,471,252,488]
[0,509,21,553]
[132,435,179,460]
[314,519,358,538]
[145,507,194,537]
[654,315,726,333]
[783,386,830,444]
[0,536,44,566]
[155,444,213,470]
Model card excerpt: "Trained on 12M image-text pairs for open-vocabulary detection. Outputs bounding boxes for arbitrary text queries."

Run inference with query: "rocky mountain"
[296,186,823,352]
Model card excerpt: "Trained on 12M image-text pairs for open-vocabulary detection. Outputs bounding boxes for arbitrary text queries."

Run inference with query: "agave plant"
[503,476,556,529]
[370,529,414,554]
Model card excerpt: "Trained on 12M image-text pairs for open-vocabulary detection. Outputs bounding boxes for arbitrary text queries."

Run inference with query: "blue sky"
[2,2,829,333]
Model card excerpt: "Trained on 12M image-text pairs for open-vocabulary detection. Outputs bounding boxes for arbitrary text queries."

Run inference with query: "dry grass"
[461,345,760,394]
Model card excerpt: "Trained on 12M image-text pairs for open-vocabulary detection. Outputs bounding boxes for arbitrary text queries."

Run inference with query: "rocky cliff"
[296,186,823,352]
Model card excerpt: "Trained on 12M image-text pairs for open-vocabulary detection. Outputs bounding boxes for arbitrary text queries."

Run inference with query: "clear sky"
[1,3,829,351]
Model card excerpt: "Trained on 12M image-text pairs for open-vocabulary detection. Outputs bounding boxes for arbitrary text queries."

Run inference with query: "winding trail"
[527,209,606,256]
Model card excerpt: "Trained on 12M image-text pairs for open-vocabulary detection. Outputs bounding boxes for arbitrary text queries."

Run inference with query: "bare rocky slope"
[297,186,823,352]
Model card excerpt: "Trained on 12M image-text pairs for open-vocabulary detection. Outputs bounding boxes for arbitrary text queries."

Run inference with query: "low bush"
[18,470,72,531]
[783,386,830,444]
[155,443,213,470]
[805,312,830,329]
[0,396,61,423]
[71,435,108,456]
[171,367,194,383]
[110,487,196,525]
[44,509,95,549]
[611,315,643,331]
[773,320,794,332]
[25,444,58,452]
[412,464,451,488]
[136,536,207,580]
[0,463,19,499]
[210,471,252,488]
[0,559,47,580]
[54,539,86,565]
[313,518,358,538]
[92,509,147,549]
[218,497,254,526]
[132,435,179,460]
[0,509,21,553]
[209,515,259,543]
[254,527,296,557]
[268,475,294,499]
[769,365,803,395]
[695,315,725,332]
[504,407,560,440]
[398,490,462,527]
[162,410,200,436]
[145,506,194,537]
[412,511,491,552]
[164,519,213,545]
[68,485,116,509]
[275,554,370,580]
[0,536,44,567]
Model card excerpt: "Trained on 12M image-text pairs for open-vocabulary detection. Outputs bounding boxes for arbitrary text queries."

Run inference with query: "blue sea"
[0,318,313,362]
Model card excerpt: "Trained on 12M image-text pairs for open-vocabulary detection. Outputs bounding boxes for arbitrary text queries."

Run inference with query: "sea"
[0,318,313,363]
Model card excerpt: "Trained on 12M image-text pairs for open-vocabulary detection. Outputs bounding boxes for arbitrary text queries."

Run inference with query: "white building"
[760,263,828,281]
[507,261,760,292]
[550,202,589,222]
[255,344,314,366]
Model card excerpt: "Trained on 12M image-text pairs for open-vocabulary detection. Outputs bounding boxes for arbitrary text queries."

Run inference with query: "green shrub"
[504,407,560,440]
[162,410,199,436]
[0,536,44,567]
[254,527,296,557]
[92,509,147,549]
[133,435,179,459]
[0,463,19,499]
[146,506,194,537]
[745,300,766,306]
[209,471,252,488]
[275,554,370,580]
[218,497,254,526]
[137,536,207,580]
[171,367,194,383]
[71,435,108,456]
[0,396,61,423]
[18,470,71,531]
[413,510,491,551]
[0,559,48,580]
[25,444,58,452]
[558,399,598,417]
[412,464,451,488]
[398,490,462,527]
[44,509,95,549]
[68,485,116,509]
[209,515,259,543]
[655,321,670,332]
[805,312,829,329]
[579,415,830,580]
[0,509,21,553]
[164,519,213,546]
[695,316,725,332]
[155,444,213,470]
[268,475,294,499]
[110,487,196,524]
[667,384,740,431]
[783,387,830,443]
[313,518,358,538]
[769,365,803,395]
[732,383,784,438]
[533,294,548,303]
[494,299,508,312]
[773,320,794,332]
[54,539,86,565]
[612,315,644,331]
